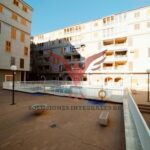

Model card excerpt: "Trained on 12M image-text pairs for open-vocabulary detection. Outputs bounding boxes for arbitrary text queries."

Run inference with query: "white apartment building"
[0,0,32,86]
[31,6,150,90]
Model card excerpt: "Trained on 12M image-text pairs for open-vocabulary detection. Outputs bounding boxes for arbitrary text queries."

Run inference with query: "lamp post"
[10,65,17,105]
[147,69,150,102]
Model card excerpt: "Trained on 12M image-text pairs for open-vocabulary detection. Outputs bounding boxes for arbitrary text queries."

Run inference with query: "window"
[0,4,3,13]
[51,41,54,45]
[13,0,19,6]
[134,12,140,18]
[111,16,114,21]
[12,13,18,21]
[67,37,70,41]
[21,18,27,26]
[148,48,150,57]
[79,26,81,30]
[134,24,140,30]
[103,18,106,24]
[11,27,16,39]
[24,47,28,56]
[38,34,44,40]
[147,22,150,28]
[83,77,87,81]
[58,39,62,44]
[5,75,13,81]
[5,41,11,52]
[10,57,15,65]
[20,58,24,68]
[103,39,114,46]
[22,5,27,12]
[20,31,25,42]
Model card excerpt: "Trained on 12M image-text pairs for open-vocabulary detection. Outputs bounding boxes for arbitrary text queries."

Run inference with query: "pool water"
[87,99,106,106]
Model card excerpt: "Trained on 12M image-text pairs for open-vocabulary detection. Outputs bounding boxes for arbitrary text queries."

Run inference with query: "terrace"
[1,81,150,150]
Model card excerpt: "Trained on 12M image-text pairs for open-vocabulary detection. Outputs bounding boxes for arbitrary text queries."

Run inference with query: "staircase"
[138,104,150,114]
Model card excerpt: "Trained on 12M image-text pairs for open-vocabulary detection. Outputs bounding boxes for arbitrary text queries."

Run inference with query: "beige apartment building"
[31,6,150,90]
[0,0,32,86]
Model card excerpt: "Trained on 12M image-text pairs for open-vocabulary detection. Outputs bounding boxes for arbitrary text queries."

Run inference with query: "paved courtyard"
[0,90,125,150]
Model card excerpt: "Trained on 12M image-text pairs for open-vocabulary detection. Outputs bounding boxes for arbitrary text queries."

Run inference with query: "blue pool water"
[87,99,106,106]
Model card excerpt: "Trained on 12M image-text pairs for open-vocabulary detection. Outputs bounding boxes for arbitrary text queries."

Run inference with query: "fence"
[3,80,124,103]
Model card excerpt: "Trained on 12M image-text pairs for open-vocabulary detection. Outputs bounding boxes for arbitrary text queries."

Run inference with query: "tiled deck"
[0,90,125,150]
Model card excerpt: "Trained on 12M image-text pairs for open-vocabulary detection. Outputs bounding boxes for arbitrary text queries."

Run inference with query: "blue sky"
[24,0,150,36]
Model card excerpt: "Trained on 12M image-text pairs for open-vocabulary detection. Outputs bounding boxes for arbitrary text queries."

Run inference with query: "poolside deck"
[0,90,125,150]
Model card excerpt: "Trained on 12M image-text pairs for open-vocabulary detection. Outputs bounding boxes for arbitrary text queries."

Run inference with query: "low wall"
[128,90,150,150]
[124,89,150,150]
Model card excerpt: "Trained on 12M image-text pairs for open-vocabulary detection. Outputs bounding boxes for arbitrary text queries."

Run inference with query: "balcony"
[104,77,113,86]
[103,39,114,46]
[103,37,127,49]
[114,50,127,60]
[115,37,127,45]
[103,63,113,70]
[114,61,127,71]
[105,50,114,60]
[105,50,114,56]
[64,55,71,61]
[64,44,85,56]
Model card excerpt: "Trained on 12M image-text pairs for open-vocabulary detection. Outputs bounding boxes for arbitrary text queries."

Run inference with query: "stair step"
[139,109,150,114]
[138,104,150,108]
[138,106,150,110]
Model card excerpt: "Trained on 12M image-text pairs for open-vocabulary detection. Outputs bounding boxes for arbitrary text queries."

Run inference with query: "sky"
[24,0,150,36]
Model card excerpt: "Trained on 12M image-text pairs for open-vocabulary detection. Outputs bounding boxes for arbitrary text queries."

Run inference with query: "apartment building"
[0,0,32,86]
[30,6,150,90]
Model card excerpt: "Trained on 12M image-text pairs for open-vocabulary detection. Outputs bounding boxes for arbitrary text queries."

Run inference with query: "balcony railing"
[115,65,127,70]
[114,55,127,58]
[103,67,113,70]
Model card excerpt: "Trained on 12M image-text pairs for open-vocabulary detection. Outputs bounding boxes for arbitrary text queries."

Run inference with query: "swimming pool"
[43,85,124,103]
[3,82,124,103]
